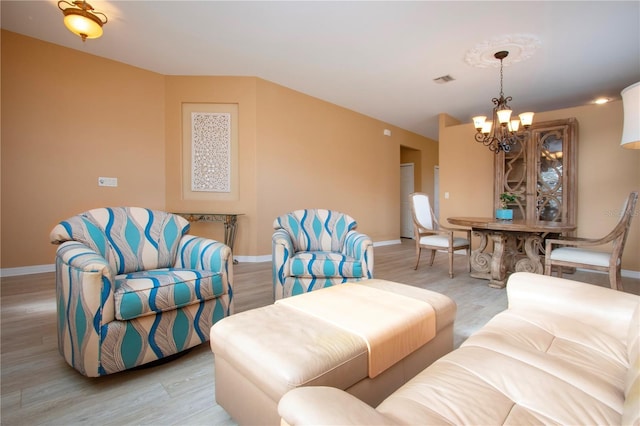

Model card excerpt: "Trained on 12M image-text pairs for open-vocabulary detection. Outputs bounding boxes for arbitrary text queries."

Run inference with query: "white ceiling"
[2,1,639,140]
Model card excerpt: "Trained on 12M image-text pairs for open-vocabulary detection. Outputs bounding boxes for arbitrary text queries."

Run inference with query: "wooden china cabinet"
[494,118,578,227]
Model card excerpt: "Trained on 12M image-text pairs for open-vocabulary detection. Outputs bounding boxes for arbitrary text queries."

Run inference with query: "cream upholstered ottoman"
[209,279,456,425]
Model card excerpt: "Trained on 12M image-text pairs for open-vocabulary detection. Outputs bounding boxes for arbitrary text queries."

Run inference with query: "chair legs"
[415,246,469,279]
[428,250,436,266]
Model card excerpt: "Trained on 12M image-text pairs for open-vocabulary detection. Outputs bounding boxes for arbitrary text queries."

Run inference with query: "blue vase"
[496,209,513,220]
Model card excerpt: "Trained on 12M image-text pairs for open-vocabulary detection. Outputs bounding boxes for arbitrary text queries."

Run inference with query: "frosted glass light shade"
[472,116,487,130]
[497,109,512,124]
[63,12,103,39]
[519,112,534,127]
[621,82,640,149]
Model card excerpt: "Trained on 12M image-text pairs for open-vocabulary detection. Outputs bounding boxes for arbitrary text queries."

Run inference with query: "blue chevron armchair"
[272,209,374,300]
[49,207,233,377]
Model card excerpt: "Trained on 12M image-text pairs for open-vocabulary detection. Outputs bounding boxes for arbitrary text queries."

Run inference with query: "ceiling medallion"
[465,34,541,68]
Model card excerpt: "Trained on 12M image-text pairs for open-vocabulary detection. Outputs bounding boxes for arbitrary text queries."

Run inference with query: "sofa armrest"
[343,230,374,278]
[278,387,393,425]
[507,272,640,342]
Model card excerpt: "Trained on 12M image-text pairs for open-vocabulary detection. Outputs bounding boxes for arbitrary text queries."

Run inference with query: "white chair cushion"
[419,235,469,248]
[550,247,610,267]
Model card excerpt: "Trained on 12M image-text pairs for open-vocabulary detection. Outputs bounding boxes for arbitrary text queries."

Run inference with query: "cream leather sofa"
[279,272,640,425]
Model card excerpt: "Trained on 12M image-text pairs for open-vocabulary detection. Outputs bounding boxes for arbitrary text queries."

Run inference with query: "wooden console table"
[447,217,576,289]
[174,213,242,262]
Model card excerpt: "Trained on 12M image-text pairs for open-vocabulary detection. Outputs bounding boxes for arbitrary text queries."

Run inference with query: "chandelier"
[58,0,108,42]
[472,51,534,153]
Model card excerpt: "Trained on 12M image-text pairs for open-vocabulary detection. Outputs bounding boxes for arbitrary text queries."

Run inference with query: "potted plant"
[496,193,517,220]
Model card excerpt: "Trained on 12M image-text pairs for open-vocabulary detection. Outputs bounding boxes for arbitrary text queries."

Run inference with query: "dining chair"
[544,191,638,291]
[409,192,471,278]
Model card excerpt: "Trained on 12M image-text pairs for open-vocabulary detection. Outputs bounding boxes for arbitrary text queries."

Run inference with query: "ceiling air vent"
[433,75,455,84]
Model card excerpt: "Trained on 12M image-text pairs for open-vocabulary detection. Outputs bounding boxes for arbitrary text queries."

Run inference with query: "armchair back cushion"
[50,207,189,275]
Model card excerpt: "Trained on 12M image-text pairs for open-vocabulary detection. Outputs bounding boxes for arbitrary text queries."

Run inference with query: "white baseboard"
[1,264,55,277]
[374,239,402,247]
[234,254,271,263]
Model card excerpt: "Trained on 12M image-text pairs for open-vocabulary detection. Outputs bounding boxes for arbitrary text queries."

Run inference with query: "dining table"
[447,216,576,288]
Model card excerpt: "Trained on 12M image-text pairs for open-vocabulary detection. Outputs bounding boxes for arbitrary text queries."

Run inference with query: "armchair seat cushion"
[549,247,610,267]
[115,268,225,321]
[290,251,364,279]
[419,235,469,248]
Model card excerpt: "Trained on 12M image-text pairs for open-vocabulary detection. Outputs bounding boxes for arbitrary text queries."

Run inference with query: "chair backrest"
[273,209,357,252]
[410,192,435,231]
[609,191,638,261]
[50,207,190,275]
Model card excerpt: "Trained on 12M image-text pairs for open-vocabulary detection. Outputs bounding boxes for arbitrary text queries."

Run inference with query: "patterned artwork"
[191,112,231,192]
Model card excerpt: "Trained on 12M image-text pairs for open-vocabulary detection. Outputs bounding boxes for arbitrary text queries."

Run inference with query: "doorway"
[400,163,414,238]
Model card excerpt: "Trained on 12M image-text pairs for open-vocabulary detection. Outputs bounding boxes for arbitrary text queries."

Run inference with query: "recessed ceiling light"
[594,97,610,105]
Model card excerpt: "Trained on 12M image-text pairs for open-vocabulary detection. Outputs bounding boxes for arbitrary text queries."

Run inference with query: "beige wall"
[439,101,640,272]
[253,79,437,254]
[1,31,166,269]
[1,31,438,269]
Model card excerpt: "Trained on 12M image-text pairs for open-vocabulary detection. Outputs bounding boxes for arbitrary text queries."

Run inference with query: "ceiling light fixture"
[57,0,108,42]
[472,51,534,153]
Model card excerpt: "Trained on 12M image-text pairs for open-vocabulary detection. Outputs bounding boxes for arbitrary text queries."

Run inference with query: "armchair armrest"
[175,235,233,271]
[175,235,234,313]
[55,242,115,318]
[343,230,374,278]
[507,272,639,342]
[54,240,117,375]
[272,229,295,296]
[545,235,610,254]
[278,387,394,425]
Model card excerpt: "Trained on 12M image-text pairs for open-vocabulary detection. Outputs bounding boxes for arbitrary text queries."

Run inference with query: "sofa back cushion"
[273,209,357,252]
[50,207,190,275]
[623,304,640,425]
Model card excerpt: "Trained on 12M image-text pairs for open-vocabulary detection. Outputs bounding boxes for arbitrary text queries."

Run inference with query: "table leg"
[469,230,492,280]
[488,233,509,288]
[223,215,239,264]
[514,234,543,274]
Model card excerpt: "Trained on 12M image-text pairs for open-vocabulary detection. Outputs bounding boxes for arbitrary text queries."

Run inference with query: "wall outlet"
[98,177,118,187]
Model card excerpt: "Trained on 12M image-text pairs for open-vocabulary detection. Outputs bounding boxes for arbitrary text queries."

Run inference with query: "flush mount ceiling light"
[471,51,534,154]
[58,0,108,42]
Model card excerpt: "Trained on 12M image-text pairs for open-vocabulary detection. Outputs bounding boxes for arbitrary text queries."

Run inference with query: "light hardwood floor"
[2,239,638,425]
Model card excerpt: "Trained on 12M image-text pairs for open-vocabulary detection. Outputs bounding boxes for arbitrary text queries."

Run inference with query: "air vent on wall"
[433,75,455,84]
